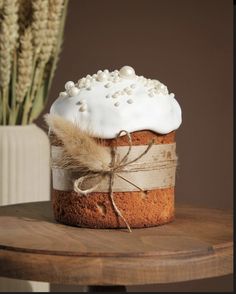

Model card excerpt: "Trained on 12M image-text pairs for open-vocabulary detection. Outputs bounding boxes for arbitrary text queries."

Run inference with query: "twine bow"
[73,130,154,232]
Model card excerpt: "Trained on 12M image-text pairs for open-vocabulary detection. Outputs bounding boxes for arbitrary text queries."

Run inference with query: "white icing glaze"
[50,66,182,139]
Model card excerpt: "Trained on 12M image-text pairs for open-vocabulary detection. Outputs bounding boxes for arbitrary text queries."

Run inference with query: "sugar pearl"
[104,83,111,88]
[79,105,87,112]
[149,88,155,93]
[65,81,74,90]
[112,93,119,98]
[97,72,108,82]
[78,77,85,84]
[130,84,136,89]
[78,83,84,89]
[106,94,110,98]
[126,89,133,95]
[59,91,67,98]
[104,69,109,74]
[78,81,85,88]
[97,70,102,74]
[84,81,90,87]
[119,66,136,79]
[68,86,79,97]
[86,87,91,91]
[113,77,120,83]
[127,99,133,104]
[114,102,120,107]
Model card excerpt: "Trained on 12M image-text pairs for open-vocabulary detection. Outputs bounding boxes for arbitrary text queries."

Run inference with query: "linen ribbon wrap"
[52,130,177,232]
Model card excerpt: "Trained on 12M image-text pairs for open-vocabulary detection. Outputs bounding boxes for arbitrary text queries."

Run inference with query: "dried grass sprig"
[45,114,111,172]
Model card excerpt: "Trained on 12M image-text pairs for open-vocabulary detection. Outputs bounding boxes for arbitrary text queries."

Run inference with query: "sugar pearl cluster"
[137,76,168,97]
[76,66,136,91]
[107,84,135,106]
[58,66,170,111]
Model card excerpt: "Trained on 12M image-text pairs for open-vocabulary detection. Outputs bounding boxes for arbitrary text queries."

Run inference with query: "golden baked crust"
[51,130,175,229]
[52,188,174,228]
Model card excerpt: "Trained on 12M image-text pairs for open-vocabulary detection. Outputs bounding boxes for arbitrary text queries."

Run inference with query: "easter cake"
[47,66,182,230]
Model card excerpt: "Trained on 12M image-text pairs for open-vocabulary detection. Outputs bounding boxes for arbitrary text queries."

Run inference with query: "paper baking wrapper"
[51,143,177,192]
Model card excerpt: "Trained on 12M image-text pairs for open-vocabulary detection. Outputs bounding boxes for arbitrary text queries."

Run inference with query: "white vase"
[0,124,50,205]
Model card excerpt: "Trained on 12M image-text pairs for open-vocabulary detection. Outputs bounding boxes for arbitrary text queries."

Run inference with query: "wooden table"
[0,202,233,292]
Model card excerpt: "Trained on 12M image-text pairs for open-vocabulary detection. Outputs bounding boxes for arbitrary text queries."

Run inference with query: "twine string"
[73,130,155,232]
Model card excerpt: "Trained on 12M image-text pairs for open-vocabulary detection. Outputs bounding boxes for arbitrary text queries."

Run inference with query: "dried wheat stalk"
[0,0,19,89]
[39,0,64,66]
[0,0,4,10]
[0,0,68,125]
[23,0,64,124]
[0,0,19,124]
[16,27,33,103]
[31,0,48,56]
[28,0,64,108]
[27,0,67,124]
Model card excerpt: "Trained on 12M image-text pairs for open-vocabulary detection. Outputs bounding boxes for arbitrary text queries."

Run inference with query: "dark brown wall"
[37,0,233,291]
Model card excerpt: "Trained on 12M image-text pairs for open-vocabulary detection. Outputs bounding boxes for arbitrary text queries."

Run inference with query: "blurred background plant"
[0,0,68,125]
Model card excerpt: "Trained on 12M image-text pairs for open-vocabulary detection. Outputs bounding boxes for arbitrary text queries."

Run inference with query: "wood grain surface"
[0,201,233,285]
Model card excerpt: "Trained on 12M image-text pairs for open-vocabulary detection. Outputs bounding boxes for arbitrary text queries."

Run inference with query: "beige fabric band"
[51,143,177,192]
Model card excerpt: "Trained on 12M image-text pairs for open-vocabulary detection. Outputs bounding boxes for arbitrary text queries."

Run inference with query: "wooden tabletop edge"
[0,242,233,258]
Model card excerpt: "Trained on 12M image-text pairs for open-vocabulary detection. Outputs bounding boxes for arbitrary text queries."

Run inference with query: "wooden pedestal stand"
[0,202,233,292]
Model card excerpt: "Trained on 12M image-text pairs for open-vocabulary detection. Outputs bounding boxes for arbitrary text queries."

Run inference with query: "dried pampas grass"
[44,114,111,172]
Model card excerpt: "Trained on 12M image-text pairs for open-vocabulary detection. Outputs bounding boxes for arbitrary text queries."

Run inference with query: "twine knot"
[73,130,154,232]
